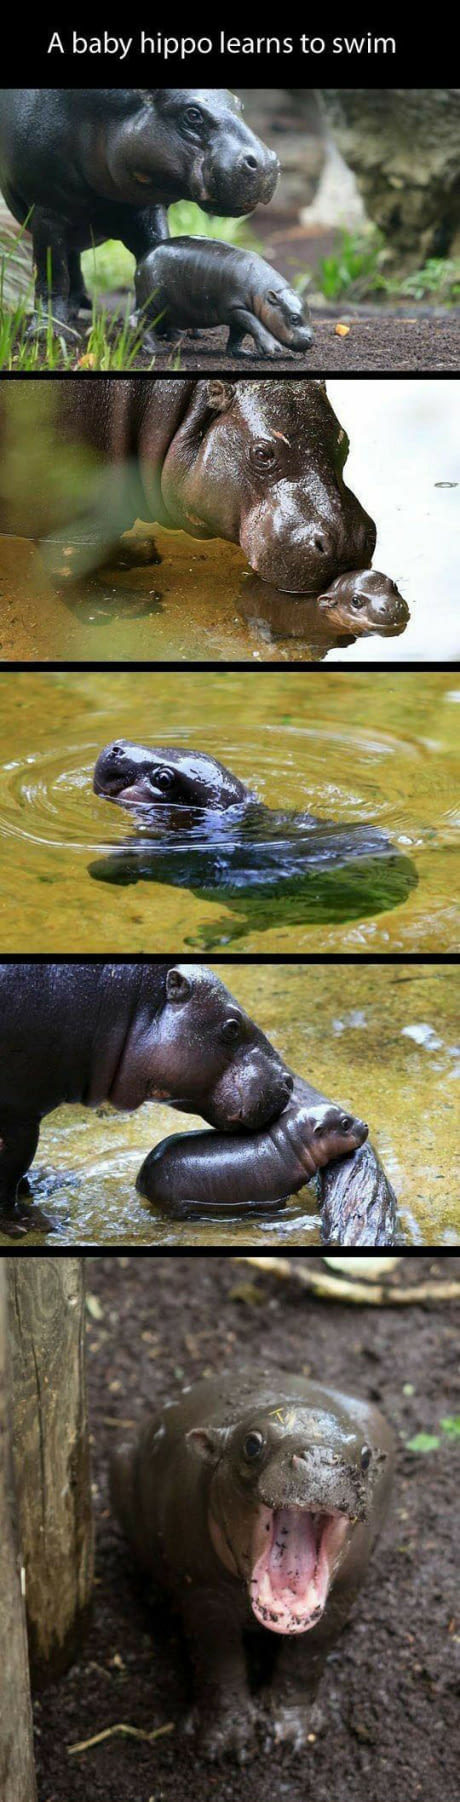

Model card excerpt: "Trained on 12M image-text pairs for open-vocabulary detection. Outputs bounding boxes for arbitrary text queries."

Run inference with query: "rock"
[319,90,460,267]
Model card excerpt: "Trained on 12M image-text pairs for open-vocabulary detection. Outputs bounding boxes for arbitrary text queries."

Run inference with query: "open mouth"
[250,1506,350,1634]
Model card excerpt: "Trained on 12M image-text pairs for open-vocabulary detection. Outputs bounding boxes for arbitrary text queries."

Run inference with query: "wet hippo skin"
[90,741,418,941]
[136,1074,369,1219]
[0,377,376,595]
[110,1369,394,1759]
[0,962,291,1233]
[0,90,278,336]
[317,567,409,635]
[134,236,313,357]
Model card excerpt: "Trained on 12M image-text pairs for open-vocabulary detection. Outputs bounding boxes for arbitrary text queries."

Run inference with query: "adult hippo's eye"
[249,442,278,471]
[361,1445,372,1472]
[243,1431,265,1461]
[184,106,203,128]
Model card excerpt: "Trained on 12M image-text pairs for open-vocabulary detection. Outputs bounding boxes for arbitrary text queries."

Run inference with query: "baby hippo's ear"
[166,966,192,1004]
[206,380,235,413]
[186,1426,228,1464]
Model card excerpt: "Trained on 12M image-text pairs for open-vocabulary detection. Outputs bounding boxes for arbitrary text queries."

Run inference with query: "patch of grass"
[295,228,460,308]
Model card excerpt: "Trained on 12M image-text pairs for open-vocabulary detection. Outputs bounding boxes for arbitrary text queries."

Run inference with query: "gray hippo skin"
[0,90,278,335]
[134,236,313,357]
[0,962,291,1232]
[318,568,409,636]
[110,1369,394,1758]
[136,1074,368,1219]
[0,377,376,593]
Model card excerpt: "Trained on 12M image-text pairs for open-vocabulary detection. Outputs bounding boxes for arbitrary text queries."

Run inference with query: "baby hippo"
[136,1075,368,1217]
[93,741,252,813]
[134,236,313,357]
[110,1369,393,1758]
[317,569,409,636]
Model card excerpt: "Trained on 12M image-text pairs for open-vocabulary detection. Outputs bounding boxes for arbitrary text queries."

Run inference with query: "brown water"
[0,671,458,954]
[1,963,458,1249]
[0,381,458,664]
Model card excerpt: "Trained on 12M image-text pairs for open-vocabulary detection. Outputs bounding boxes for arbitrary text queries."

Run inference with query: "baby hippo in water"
[317,569,409,636]
[93,742,254,815]
[134,236,313,357]
[136,1075,368,1218]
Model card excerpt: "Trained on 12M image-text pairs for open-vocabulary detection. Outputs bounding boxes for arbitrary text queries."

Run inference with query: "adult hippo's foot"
[136,1076,368,1219]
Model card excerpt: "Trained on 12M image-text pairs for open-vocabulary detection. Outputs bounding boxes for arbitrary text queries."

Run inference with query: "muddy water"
[0,963,457,1249]
[0,381,457,664]
[0,670,458,954]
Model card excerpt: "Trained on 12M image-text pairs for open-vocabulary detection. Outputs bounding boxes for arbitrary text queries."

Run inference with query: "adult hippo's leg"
[68,250,92,316]
[27,210,79,340]
[0,1111,43,1236]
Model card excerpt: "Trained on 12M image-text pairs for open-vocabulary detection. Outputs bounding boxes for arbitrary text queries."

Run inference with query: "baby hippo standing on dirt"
[111,1369,393,1760]
[134,236,313,356]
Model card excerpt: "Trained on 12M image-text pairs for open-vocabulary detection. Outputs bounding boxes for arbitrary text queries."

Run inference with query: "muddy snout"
[242,497,377,594]
[210,1060,293,1132]
[259,1444,370,1521]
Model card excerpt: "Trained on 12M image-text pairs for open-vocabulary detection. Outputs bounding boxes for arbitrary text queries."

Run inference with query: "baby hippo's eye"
[351,595,366,610]
[152,767,175,792]
[244,1430,265,1461]
[340,1114,353,1131]
[221,1014,242,1044]
[361,1445,372,1472]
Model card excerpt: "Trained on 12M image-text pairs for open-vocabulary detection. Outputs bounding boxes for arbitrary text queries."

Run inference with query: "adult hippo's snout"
[208,1059,294,1133]
[240,485,376,594]
[194,99,279,214]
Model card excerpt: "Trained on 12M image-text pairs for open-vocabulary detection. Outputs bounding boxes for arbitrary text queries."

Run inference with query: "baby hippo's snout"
[308,1102,368,1169]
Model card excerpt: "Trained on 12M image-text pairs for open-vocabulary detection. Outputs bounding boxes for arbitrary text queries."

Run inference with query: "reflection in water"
[89,801,417,949]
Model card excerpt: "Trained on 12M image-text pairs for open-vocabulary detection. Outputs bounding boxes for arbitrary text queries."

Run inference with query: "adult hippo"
[0,961,292,1233]
[0,90,278,335]
[134,237,313,357]
[90,739,418,942]
[110,1369,394,1757]
[0,377,376,594]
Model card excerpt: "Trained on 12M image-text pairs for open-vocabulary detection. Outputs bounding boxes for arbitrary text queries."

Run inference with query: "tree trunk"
[7,1256,94,1685]
[0,1263,37,1802]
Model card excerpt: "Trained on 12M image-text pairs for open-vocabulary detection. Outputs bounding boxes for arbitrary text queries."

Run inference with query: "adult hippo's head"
[92,89,278,213]
[93,741,252,812]
[317,569,410,637]
[157,379,376,594]
[110,964,293,1132]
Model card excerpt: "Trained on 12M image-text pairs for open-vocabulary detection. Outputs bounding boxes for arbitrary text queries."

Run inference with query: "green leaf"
[440,1416,460,1437]
[406,1432,440,1454]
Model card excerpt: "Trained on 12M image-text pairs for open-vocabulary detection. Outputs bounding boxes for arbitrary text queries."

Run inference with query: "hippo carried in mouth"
[0,961,292,1234]
[0,376,376,595]
[0,89,279,336]
[110,1369,394,1758]
[134,236,313,357]
[90,740,418,941]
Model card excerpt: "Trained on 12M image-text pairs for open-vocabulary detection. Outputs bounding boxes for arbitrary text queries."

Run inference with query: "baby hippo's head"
[317,569,409,637]
[93,741,252,812]
[304,1101,368,1171]
[257,266,313,351]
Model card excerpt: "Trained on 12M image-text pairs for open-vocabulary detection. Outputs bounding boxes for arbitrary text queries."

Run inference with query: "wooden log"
[0,1263,37,1802]
[7,1256,94,1685]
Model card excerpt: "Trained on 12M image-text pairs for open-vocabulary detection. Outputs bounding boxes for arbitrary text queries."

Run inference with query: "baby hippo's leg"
[267,1638,328,1752]
[182,1588,257,1762]
[227,308,286,356]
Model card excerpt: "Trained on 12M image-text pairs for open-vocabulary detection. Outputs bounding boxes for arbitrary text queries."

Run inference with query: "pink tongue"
[269,1508,317,1594]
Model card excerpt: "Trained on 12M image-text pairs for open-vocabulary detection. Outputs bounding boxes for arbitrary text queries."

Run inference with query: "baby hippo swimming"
[93,742,253,814]
[317,569,409,636]
[134,236,313,357]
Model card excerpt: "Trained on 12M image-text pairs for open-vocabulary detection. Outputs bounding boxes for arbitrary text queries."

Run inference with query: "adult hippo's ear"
[165,966,192,1004]
[186,1425,229,1463]
[206,381,235,413]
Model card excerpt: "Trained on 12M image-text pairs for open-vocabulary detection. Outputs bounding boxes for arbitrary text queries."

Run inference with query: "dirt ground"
[34,1253,460,1802]
[109,313,460,373]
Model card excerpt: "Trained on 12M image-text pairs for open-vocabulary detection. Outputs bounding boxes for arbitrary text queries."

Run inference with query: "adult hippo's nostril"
[244,154,258,171]
[314,537,326,553]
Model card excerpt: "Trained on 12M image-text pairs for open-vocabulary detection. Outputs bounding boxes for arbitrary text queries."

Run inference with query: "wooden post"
[7,1256,94,1685]
[0,1263,37,1802]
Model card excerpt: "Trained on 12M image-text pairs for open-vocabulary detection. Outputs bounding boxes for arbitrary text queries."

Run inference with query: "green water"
[0,670,458,954]
[1,964,458,1249]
